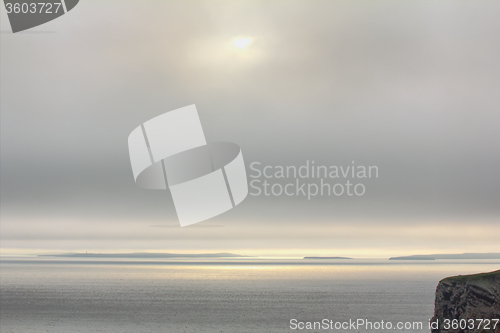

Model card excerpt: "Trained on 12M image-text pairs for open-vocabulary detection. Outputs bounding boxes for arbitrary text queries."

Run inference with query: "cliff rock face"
[431,270,500,333]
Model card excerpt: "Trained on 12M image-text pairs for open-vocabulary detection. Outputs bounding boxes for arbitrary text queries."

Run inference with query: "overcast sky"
[1,0,499,257]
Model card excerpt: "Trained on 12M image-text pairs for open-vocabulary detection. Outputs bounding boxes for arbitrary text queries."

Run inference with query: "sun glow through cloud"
[231,37,252,49]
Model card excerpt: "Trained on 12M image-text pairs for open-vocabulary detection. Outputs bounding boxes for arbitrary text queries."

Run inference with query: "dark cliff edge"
[431,270,500,333]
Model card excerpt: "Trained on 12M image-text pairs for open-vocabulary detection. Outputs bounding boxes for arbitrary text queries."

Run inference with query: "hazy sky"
[1,0,499,257]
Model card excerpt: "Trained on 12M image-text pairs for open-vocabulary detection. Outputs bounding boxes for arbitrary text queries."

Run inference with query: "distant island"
[303,257,352,260]
[389,253,500,260]
[38,252,248,259]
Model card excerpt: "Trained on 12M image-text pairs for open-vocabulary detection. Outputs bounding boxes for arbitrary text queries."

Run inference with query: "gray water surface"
[1,259,498,333]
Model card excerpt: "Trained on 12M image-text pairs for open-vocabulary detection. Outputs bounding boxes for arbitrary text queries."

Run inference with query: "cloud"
[1,0,499,253]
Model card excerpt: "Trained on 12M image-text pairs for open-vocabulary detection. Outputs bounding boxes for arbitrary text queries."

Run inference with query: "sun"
[231,37,252,49]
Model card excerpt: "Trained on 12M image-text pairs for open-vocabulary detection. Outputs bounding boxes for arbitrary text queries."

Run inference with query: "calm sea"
[1,258,499,333]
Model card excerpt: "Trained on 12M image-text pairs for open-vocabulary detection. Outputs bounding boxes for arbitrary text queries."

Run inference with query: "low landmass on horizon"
[389,253,500,260]
[303,257,352,260]
[30,252,500,260]
[38,252,248,259]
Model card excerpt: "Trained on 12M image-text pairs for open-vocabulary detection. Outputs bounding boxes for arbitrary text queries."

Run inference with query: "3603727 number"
[443,318,499,330]
[4,2,63,14]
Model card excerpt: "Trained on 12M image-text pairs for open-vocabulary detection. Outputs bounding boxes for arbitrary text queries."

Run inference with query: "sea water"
[1,258,499,333]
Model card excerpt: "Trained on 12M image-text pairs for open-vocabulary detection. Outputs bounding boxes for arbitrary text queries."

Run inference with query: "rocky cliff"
[431,270,500,333]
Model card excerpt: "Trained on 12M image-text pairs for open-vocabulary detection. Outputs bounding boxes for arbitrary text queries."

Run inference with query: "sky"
[1,0,499,257]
